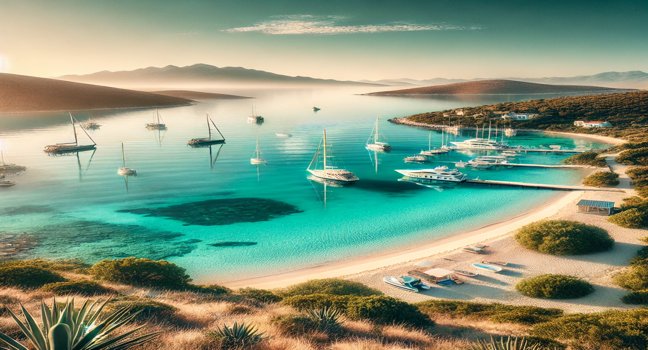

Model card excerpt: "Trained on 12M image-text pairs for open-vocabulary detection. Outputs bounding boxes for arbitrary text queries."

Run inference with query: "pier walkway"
[465,179,625,192]
[502,163,594,169]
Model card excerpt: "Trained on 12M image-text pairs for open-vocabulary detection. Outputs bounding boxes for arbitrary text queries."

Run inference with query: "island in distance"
[366,79,632,96]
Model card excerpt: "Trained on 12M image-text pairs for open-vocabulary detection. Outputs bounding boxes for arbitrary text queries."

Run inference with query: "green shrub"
[345,295,433,328]
[279,278,381,297]
[237,288,282,303]
[627,166,648,187]
[563,151,607,167]
[208,322,265,350]
[283,293,352,311]
[616,147,648,166]
[531,309,648,350]
[630,246,648,266]
[621,290,648,304]
[469,336,559,350]
[0,258,90,273]
[271,314,320,336]
[41,280,114,296]
[187,284,231,295]
[515,220,614,255]
[637,186,648,198]
[417,300,563,325]
[90,257,191,289]
[516,274,594,299]
[0,266,66,289]
[614,265,648,291]
[283,294,432,328]
[583,171,620,187]
[105,298,181,324]
[609,207,648,228]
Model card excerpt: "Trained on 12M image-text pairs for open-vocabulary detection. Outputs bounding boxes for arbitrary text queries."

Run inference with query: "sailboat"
[250,138,267,165]
[0,151,26,174]
[81,118,101,130]
[247,106,264,124]
[308,129,359,183]
[420,130,449,156]
[44,113,97,154]
[365,118,391,152]
[188,114,226,147]
[146,110,167,130]
[117,143,137,176]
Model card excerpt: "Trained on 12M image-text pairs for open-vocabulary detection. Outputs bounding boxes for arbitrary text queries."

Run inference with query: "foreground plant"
[306,306,343,333]
[470,336,549,350]
[209,322,265,349]
[0,298,159,350]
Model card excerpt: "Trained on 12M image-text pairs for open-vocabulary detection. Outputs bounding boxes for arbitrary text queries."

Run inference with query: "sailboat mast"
[323,129,327,169]
[428,132,432,151]
[69,113,79,145]
[488,120,492,140]
[475,125,479,139]
[256,138,260,158]
[121,143,126,167]
[1,150,4,166]
[206,114,212,140]
[374,118,379,143]
[156,109,161,124]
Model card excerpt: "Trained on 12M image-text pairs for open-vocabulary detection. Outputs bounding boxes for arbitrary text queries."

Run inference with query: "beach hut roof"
[423,268,454,278]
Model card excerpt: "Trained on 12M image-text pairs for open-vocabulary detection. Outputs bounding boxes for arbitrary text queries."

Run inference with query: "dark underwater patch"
[209,241,257,247]
[119,198,302,226]
[1,205,54,216]
[352,179,424,194]
[18,220,200,262]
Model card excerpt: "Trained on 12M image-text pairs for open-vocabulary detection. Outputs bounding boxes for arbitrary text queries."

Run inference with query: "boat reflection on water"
[208,144,225,170]
[397,176,458,192]
[307,174,347,208]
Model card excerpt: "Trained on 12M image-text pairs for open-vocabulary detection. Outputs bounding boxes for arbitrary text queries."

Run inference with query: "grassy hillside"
[368,79,627,96]
[0,73,191,113]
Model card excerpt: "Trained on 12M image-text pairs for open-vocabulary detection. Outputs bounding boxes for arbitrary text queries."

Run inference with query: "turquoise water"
[0,88,608,282]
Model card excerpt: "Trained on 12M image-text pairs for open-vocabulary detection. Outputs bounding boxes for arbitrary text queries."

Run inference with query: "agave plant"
[470,336,549,350]
[0,298,159,350]
[211,322,265,349]
[306,306,343,333]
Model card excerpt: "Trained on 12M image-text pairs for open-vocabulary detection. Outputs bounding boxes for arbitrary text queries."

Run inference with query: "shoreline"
[222,124,624,290]
[223,191,580,289]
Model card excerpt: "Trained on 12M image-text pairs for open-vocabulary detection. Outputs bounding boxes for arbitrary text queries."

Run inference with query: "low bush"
[609,207,648,229]
[417,300,563,325]
[41,280,114,296]
[0,265,65,289]
[271,314,320,336]
[90,257,191,290]
[563,151,607,167]
[279,278,382,297]
[630,246,648,266]
[516,274,594,299]
[616,147,648,166]
[621,290,648,305]
[237,288,282,303]
[531,309,648,350]
[283,294,432,328]
[105,298,181,325]
[614,265,648,291]
[0,259,90,273]
[583,171,619,187]
[637,186,648,198]
[627,166,648,187]
[515,220,614,255]
[187,284,231,295]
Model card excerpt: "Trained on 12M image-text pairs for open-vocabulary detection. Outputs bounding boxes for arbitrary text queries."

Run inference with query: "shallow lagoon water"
[0,88,608,282]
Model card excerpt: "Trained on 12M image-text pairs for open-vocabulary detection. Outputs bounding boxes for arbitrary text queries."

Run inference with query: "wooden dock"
[465,179,625,192]
[502,163,593,169]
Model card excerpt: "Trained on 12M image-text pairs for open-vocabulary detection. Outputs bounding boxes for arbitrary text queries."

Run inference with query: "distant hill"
[60,64,379,88]
[524,71,648,89]
[0,73,191,113]
[361,78,468,86]
[367,79,629,96]
[151,90,250,100]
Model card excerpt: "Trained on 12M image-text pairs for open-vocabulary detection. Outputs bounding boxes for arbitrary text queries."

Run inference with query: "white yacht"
[308,129,359,183]
[395,166,467,182]
[420,130,450,156]
[451,138,508,150]
[365,118,391,152]
[146,110,167,130]
[117,143,137,176]
[250,138,267,165]
[404,155,428,163]
[475,155,509,164]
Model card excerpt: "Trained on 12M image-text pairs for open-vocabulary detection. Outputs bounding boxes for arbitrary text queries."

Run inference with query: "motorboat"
[365,118,391,152]
[395,166,467,182]
[383,276,430,292]
[275,132,292,138]
[471,262,503,273]
[307,129,358,183]
[188,114,226,147]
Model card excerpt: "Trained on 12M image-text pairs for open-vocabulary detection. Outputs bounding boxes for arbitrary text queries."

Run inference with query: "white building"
[501,112,538,121]
[574,120,612,128]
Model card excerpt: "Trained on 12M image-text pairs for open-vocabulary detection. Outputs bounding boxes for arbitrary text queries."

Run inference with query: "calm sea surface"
[0,88,608,282]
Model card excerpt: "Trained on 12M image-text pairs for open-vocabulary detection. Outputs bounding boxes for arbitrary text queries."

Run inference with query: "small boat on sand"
[471,262,503,273]
[454,269,478,278]
[482,260,509,267]
[383,276,430,292]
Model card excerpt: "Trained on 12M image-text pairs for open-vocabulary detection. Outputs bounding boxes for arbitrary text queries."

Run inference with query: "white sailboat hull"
[308,169,358,183]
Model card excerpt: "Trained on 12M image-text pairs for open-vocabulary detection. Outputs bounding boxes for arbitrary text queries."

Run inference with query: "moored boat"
[395,166,467,183]
[404,155,428,163]
[471,262,503,273]
[0,151,26,174]
[365,118,391,152]
[188,114,226,147]
[250,138,267,165]
[382,276,430,292]
[44,113,97,154]
[146,110,167,130]
[117,143,137,176]
[454,269,478,277]
[307,129,359,183]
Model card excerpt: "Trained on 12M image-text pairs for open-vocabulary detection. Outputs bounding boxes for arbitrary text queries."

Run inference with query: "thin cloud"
[224,15,480,35]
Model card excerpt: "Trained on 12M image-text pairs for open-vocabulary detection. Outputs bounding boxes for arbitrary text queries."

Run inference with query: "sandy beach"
[223,133,645,313]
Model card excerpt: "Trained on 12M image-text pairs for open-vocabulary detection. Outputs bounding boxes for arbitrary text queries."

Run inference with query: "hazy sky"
[1,0,647,80]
